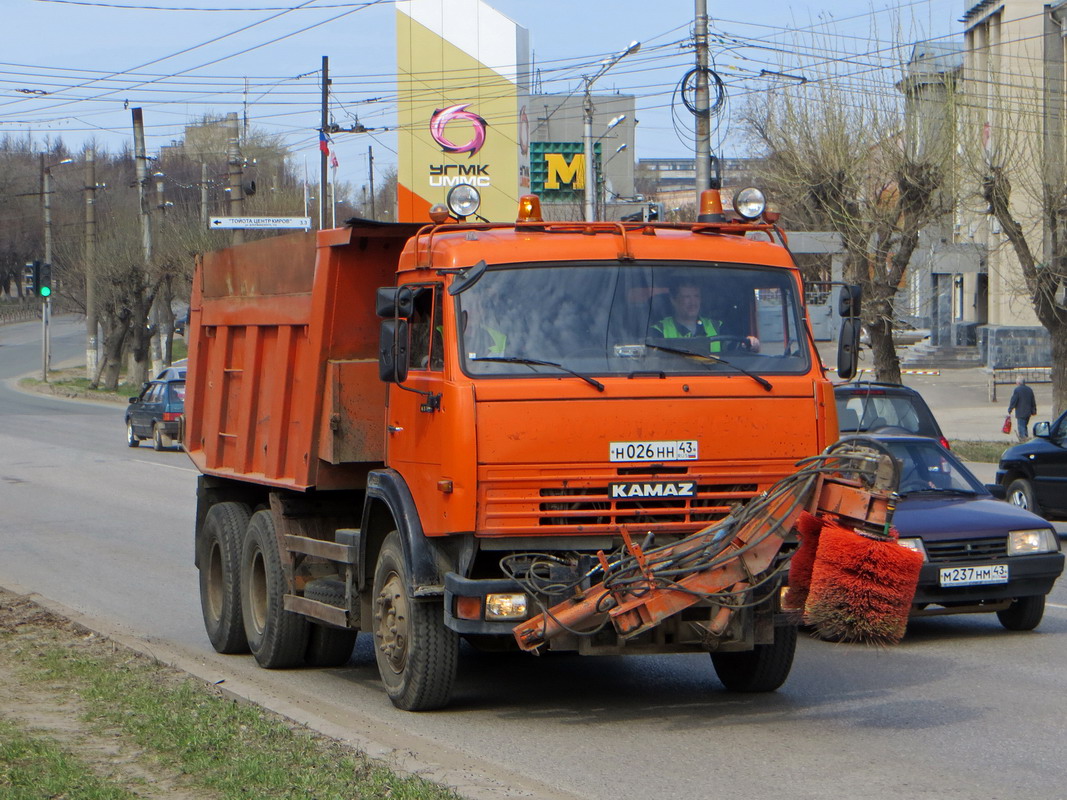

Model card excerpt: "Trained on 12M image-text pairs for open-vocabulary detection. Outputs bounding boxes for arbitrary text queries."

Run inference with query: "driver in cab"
[651,279,759,353]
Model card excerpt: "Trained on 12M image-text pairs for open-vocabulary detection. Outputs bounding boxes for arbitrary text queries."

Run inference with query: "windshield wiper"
[642,342,773,392]
[901,487,977,497]
[471,356,605,392]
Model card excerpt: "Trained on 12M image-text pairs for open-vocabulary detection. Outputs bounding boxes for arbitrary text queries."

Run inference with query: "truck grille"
[537,483,757,527]
[477,465,769,535]
[924,537,1007,564]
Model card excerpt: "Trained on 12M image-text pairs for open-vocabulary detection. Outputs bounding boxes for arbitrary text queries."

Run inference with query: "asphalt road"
[3,317,1067,800]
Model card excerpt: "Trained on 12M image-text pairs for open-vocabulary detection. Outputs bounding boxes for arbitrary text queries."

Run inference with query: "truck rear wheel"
[199,501,252,654]
[711,623,797,692]
[240,510,309,668]
[372,532,458,711]
[304,578,357,667]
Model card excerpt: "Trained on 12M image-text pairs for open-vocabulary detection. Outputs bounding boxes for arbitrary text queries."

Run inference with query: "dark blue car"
[997,411,1067,519]
[125,378,185,451]
[873,435,1063,630]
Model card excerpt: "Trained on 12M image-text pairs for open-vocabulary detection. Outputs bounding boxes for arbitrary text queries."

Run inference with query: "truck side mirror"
[1033,420,1051,438]
[985,483,1007,499]
[837,318,861,380]
[838,284,862,318]
[376,287,398,318]
[379,319,409,383]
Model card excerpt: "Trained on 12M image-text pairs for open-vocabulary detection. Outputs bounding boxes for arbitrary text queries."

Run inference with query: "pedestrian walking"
[1007,376,1037,441]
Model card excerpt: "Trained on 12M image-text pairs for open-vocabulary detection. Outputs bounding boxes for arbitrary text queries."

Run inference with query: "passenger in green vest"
[651,280,759,353]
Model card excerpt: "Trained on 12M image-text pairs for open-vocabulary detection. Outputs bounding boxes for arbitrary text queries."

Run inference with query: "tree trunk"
[867,316,902,383]
[1051,325,1067,418]
[96,313,130,392]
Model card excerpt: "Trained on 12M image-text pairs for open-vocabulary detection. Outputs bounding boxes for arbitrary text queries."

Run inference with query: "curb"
[0,581,581,800]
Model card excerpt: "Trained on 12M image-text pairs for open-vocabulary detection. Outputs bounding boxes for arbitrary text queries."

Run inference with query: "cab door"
[385,284,455,533]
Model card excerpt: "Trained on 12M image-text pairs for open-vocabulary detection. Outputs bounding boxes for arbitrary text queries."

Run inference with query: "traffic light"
[38,262,52,297]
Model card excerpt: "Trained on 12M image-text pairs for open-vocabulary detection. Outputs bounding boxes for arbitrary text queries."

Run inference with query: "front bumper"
[443,573,528,635]
[913,552,1064,608]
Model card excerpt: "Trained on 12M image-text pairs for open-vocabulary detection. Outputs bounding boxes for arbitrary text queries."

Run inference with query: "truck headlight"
[485,593,528,620]
[896,538,927,561]
[733,187,766,220]
[1008,528,1059,555]
[446,184,481,218]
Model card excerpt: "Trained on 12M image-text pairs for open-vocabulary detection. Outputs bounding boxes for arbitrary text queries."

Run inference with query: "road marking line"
[1048,602,1067,610]
[132,459,197,473]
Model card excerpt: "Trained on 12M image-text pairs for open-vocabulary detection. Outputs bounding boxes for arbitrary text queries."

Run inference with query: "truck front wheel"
[711,623,797,692]
[240,510,309,668]
[199,501,252,654]
[372,531,458,711]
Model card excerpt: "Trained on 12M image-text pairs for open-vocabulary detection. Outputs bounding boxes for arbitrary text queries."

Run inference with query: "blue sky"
[2,0,965,193]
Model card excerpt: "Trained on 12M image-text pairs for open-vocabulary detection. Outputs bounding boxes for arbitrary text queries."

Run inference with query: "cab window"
[407,284,444,372]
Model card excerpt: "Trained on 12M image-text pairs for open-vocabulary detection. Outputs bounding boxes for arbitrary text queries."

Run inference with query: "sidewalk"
[825,345,1050,444]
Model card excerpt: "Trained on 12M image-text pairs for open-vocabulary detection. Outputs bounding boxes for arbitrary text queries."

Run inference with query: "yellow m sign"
[544,153,585,190]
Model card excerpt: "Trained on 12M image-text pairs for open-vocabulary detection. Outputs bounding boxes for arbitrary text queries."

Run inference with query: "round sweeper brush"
[803,519,923,645]
[783,510,824,611]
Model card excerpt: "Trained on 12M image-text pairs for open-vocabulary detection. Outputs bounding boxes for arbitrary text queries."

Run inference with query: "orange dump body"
[186,218,838,541]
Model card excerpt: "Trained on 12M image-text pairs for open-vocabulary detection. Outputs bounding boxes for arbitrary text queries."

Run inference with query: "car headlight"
[1007,528,1060,555]
[896,538,927,561]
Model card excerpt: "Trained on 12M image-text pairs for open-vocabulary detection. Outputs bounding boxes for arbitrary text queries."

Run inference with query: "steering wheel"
[706,334,749,352]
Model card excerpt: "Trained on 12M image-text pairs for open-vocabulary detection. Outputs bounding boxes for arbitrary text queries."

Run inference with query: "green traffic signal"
[37,262,52,297]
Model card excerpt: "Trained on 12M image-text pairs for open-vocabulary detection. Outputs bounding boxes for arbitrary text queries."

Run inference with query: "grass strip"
[26,646,460,800]
[949,439,1010,464]
[0,718,136,800]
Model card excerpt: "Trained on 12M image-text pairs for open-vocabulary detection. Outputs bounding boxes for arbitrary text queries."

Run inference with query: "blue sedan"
[871,435,1063,630]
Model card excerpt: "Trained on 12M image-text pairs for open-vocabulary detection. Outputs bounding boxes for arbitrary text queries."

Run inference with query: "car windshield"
[168,382,186,404]
[455,262,809,378]
[883,440,985,495]
[836,389,939,436]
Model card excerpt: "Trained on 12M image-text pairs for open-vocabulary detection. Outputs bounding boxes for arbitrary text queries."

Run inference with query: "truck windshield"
[456,262,810,378]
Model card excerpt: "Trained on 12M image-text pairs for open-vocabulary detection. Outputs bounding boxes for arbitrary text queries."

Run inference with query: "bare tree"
[746,54,953,383]
[973,74,1067,414]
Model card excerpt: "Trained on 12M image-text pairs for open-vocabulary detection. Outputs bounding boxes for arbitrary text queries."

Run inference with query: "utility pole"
[368,145,376,220]
[41,154,53,266]
[85,147,98,380]
[132,108,160,373]
[226,111,244,246]
[319,55,329,230]
[200,162,209,228]
[583,89,595,222]
[694,0,713,201]
[131,109,152,266]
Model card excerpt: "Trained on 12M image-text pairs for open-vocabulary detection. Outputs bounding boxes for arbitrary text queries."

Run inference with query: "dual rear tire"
[199,508,457,710]
[199,504,309,667]
[240,510,309,668]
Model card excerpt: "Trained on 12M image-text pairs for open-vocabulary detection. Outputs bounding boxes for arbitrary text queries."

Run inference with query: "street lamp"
[599,143,629,219]
[42,156,74,265]
[583,40,640,221]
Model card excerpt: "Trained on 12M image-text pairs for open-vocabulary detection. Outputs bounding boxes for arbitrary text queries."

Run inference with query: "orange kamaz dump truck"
[185,189,860,710]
